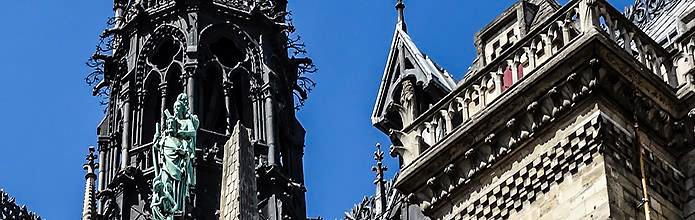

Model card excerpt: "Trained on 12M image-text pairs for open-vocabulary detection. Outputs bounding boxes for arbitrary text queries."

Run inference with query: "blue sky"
[0,0,632,219]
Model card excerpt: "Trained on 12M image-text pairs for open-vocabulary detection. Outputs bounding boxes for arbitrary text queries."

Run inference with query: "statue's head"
[165,115,178,135]
[174,93,189,118]
[153,179,163,193]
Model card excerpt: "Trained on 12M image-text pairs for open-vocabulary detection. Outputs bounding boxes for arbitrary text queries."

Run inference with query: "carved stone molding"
[624,0,679,29]
[449,116,603,219]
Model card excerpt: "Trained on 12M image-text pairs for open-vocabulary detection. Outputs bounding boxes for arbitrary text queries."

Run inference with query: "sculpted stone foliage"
[0,189,41,220]
[624,0,678,28]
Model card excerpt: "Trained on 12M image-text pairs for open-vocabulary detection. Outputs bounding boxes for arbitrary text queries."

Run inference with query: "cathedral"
[72,0,695,219]
[347,0,695,219]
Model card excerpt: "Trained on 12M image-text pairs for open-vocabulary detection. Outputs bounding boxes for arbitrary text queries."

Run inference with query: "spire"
[395,0,407,32]
[372,143,388,216]
[82,146,99,220]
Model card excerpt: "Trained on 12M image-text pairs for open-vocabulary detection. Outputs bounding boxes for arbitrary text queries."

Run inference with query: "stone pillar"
[120,90,132,169]
[185,65,196,114]
[97,136,108,192]
[561,20,571,44]
[223,82,234,136]
[219,122,258,220]
[136,91,146,145]
[82,147,98,220]
[261,84,278,166]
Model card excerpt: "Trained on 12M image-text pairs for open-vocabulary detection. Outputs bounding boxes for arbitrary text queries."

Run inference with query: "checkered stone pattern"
[454,117,602,220]
[601,121,686,208]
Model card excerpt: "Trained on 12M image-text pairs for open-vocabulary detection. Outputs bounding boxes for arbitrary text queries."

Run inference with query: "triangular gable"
[372,27,457,132]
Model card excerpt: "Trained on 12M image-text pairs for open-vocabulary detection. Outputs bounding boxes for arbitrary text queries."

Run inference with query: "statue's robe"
[176,114,199,189]
[159,136,186,212]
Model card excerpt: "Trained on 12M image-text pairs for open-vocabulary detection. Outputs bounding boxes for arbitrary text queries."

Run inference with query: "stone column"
[561,20,571,44]
[110,147,117,182]
[223,82,234,135]
[525,46,536,70]
[261,83,278,166]
[120,90,132,169]
[136,91,146,145]
[97,150,106,192]
[185,64,197,114]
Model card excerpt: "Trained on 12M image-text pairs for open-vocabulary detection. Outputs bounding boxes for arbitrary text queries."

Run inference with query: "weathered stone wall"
[679,149,695,219]
[219,122,258,220]
[601,120,684,220]
[437,102,610,220]
[604,153,683,220]
[507,155,610,220]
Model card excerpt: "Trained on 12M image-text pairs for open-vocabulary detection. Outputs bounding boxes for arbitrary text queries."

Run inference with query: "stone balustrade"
[128,128,228,177]
[130,142,155,172]
[393,0,585,167]
[392,0,691,168]
[593,0,680,87]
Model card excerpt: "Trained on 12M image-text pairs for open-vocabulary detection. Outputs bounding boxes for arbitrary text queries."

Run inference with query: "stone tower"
[84,0,312,219]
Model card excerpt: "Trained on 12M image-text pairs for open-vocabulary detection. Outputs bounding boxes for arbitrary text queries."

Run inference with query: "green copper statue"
[151,93,199,220]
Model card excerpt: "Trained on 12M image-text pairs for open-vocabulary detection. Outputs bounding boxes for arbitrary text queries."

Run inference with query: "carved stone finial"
[395,0,407,32]
[82,146,99,220]
[84,146,98,176]
[372,143,388,182]
[372,143,389,216]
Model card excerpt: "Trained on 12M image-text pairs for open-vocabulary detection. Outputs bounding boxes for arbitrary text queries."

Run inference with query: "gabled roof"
[371,26,457,132]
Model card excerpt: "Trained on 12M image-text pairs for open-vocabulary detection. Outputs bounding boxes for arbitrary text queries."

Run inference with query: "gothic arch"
[198,22,264,87]
[141,73,162,145]
[136,24,188,86]
[196,23,264,132]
